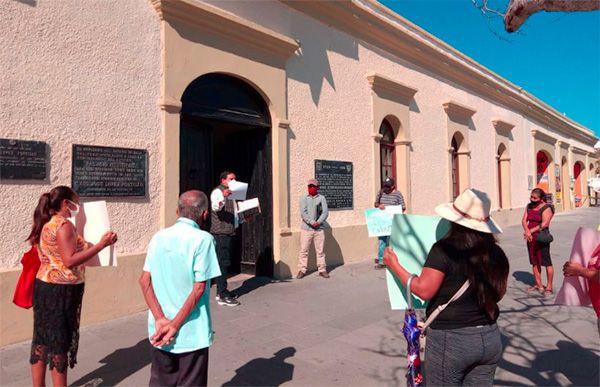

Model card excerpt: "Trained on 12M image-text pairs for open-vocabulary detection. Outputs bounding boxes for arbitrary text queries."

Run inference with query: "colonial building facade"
[1,0,598,345]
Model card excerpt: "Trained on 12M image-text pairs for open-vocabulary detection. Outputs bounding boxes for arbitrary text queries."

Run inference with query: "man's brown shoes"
[319,271,330,279]
[296,271,305,279]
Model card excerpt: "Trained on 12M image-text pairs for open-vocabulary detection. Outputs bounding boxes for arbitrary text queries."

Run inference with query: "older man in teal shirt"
[139,190,221,387]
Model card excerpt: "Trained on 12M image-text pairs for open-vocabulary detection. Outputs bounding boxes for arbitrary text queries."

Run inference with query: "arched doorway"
[561,156,570,210]
[497,143,510,209]
[574,162,584,207]
[379,118,396,184]
[179,73,273,276]
[536,150,551,192]
[450,133,467,200]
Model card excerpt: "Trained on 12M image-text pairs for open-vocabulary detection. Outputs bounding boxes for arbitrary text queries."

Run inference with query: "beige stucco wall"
[1,0,598,345]
[0,0,162,269]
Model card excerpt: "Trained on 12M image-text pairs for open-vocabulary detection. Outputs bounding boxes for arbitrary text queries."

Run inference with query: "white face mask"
[67,200,80,219]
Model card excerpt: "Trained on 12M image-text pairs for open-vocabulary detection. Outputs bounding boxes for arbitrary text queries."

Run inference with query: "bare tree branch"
[505,0,600,32]
[472,0,507,17]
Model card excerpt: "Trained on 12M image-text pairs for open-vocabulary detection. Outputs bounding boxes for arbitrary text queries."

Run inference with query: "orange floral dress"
[37,215,88,284]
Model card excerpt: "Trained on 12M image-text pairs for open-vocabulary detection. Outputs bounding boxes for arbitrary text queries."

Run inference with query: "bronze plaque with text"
[0,139,48,180]
[314,159,353,210]
[72,144,147,197]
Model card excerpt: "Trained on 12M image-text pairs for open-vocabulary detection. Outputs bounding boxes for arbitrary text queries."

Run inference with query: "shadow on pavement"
[221,347,296,386]
[232,277,289,298]
[512,270,536,287]
[497,336,599,386]
[70,339,151,387]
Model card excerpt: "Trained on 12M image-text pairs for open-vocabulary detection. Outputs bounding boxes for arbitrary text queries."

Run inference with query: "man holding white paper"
[374,177,406,269]
[210,171,241,307]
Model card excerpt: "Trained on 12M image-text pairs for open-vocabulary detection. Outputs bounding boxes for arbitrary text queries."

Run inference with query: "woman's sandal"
[543,289,554,297]
[527,286,544,293]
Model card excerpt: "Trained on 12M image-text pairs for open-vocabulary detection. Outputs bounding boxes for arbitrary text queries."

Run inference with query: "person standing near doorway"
[297,179,330,279]
[374,177,406,269]
[522,188,555,296]
[210,171,241,307]
[139,190,220,386]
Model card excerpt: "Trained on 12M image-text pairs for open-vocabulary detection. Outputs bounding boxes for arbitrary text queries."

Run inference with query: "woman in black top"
[384,189,509,386]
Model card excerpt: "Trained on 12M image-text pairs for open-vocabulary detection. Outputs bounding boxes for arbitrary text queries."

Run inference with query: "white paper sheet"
[237,198,260,213]
[71,201,117,267]
[228,180,248,201]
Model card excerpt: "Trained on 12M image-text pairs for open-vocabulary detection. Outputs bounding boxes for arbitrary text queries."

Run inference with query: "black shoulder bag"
[536,205,554,244]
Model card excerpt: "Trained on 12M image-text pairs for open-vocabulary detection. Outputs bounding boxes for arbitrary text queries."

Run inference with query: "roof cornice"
[151,0,299,61]
[366,72,417,103]
[280,0,597,146]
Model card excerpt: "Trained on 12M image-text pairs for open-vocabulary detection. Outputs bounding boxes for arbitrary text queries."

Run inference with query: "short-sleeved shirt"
[376,190,405,210]
[423,241,508,329]
[143,217,221,353]
[37,215,88,284]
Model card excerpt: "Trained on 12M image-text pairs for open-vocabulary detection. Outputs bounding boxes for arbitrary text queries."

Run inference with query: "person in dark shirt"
[384,188,509,386]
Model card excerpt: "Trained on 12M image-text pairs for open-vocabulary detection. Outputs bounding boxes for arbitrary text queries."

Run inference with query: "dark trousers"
[424,324,502,386]
[214,234,233,297]
[150,347,209,387]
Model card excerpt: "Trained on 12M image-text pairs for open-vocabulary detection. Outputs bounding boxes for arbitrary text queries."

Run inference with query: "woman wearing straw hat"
[384,189,509,386]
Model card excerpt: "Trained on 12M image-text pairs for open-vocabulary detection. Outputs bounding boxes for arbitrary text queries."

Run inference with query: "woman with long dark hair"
[27,186,117,387]
[384,189,509,386]
[522,188,554,295]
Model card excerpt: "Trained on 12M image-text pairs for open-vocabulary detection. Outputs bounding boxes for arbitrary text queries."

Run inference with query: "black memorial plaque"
[72,144,147,197]
[0,138,48,180]
[314,159,353,210]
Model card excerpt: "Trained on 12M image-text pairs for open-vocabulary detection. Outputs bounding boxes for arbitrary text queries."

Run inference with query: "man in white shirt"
[210,171,240,307]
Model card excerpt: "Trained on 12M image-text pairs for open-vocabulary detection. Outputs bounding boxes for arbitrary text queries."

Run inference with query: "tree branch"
[505,0,600,33]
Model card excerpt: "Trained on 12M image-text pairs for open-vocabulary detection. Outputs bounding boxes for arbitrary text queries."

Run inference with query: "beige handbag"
[409,279,470,360]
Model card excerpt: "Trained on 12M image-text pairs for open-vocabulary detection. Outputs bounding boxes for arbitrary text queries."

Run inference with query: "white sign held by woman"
[71,201,117,267]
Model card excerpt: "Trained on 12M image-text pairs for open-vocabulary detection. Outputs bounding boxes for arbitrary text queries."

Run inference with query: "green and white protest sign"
[386,214,450,310]
[365,206,404,237]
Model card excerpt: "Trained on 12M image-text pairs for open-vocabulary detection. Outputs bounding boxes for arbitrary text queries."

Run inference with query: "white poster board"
[364,205,404,237]
[71,201,117,267]
[237,198,260,214]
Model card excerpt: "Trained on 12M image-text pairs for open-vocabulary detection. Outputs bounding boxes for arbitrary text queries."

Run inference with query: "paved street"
[1,207,599,386]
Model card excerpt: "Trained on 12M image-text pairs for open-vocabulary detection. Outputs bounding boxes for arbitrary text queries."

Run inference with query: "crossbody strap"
[417,280,470,332]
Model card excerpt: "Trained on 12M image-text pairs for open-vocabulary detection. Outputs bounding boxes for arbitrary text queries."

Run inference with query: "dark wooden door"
[180,117,214,195]
[228,128,273,276]
[451,137,460,199]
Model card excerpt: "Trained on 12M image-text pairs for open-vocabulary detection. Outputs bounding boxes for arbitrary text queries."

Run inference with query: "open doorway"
[179,74,273,276]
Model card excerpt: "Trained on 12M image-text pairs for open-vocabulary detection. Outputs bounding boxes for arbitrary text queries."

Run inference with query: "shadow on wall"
[70,339,151,387]
[287,16,359,105]
[14,0,37,6]
[222,347,296,387]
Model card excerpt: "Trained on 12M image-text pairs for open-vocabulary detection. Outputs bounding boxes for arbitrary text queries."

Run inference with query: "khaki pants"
[298,229,326,273]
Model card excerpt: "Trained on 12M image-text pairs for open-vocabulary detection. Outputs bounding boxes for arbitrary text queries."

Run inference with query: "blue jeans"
[377,236,390,264]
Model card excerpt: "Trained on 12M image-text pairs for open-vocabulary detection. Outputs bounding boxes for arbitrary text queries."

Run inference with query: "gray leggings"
[424,323,502,386]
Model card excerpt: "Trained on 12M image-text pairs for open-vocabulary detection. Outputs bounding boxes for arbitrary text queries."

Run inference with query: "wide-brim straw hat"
[434,189,503,234]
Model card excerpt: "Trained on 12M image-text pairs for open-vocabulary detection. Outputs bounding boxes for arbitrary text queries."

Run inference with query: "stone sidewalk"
[1,207,599,386]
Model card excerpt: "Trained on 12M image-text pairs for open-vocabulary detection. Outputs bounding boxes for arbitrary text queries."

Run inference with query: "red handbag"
[12,245,41,309]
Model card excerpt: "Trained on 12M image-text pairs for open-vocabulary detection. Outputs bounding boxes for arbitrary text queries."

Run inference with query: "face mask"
[67,200,80,218]
[530,200,541,206]
[308,187,318,196]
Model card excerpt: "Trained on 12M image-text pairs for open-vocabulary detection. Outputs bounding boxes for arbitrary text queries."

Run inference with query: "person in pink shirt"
[563,242,600,335]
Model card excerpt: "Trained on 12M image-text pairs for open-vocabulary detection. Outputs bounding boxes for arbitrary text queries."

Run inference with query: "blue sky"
[379,0,600,136]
